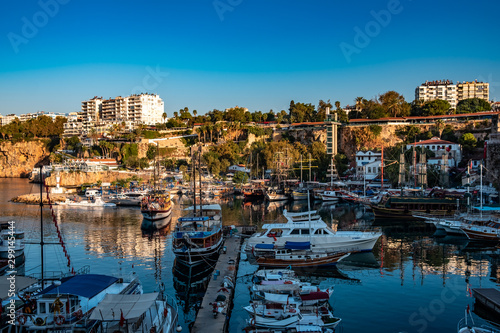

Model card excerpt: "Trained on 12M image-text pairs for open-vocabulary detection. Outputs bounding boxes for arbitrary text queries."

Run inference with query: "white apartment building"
[127,94,164,125]
[415,80,457,109]
[457,81,489,101]
[405,137,462,167]
[81,97,103,122]
[355,150,382,180]
[0,114,18,126]
[84,93,164,126]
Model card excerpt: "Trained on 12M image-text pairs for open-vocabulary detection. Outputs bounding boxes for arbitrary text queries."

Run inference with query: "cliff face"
[44,170,151,187]
[0,141,49,178]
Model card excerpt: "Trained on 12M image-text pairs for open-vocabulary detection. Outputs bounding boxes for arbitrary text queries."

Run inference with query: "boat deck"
[472,288,500,315]
[191,235,242,333]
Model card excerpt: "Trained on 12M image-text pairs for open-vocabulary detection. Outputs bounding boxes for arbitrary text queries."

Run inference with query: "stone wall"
[0,140,49,178]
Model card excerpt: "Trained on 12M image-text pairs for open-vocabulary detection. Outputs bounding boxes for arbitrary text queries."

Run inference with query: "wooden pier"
[472,288,500,316]
[191,235,242,333]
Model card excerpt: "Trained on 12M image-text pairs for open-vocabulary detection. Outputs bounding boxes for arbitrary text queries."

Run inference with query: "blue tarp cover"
[255,244,275,249]
[38,274,119,299]
[285,241,311,250]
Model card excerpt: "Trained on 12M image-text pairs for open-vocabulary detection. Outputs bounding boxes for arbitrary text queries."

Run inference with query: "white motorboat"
[0,224,24,259]
[58,196,116,208]
[319,191,341,203]
[245,209,382,258]
[89,292,180,333]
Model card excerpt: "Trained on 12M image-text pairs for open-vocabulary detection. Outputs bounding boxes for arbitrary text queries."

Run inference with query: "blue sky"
[1,0,500,116]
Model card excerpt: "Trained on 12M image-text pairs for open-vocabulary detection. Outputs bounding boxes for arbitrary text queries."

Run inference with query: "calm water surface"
[1,179,499,333]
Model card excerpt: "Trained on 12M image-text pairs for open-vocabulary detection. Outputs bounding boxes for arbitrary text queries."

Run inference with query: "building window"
[432,146,435,150]
[368,167,372,173]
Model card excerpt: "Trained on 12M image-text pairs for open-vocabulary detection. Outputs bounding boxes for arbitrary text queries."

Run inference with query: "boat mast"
[192,147,196,215]
[381,147,384,191]
[39,166,44,286]
[199,145,203,217]
[480,161,483,218]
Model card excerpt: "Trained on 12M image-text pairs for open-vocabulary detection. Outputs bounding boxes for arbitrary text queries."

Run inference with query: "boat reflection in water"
[172,259,214,330]
[141,212,172,232]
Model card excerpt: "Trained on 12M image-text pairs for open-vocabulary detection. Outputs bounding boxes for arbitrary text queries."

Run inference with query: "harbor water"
[1,178,500,332]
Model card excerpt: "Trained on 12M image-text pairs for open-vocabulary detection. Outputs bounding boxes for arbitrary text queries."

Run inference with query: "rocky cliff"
[44,170,151,187]
[0,140,49,178]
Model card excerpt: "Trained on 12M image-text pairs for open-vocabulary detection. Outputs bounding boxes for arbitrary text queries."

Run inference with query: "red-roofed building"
[406,137,462,167]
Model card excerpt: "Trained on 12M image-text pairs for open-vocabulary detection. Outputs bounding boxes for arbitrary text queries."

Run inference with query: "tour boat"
[15,274,142,330]
[140,191,173,228]
[245,209,382,259]
[319,190,341,203]
[172,204,224,265]
[89,292,180,333]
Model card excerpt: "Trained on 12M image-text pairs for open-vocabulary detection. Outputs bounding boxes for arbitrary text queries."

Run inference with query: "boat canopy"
[264,292,289,304]
[184,204,222,211]
[89,293,159,321]
[178,216,209,222]
[300,291,329,301]
[285,241,311,250]
[255,244,275,249]
[38,274,119,299]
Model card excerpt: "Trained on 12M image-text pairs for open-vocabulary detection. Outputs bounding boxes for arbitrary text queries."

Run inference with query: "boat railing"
[457,316,500,333]
[27,265,91,281]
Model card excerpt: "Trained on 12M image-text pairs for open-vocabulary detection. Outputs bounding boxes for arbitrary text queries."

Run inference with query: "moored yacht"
[245,210,382,260]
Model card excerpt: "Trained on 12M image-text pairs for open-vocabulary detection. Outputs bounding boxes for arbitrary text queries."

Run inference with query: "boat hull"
[173,236,223,265]
[249,252,350,268]
[141,208,172,222]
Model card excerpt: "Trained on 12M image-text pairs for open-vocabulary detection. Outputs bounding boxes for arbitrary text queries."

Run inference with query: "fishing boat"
[89,291,180,333]
[172,204,224,265]
[460,219,500,241]
[140,190,173,228]
[319,190,341,203]
[245,209,382,259]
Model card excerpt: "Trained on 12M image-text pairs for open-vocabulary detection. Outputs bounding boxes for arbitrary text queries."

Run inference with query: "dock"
[472,288,500,315]
[191,235,242,333]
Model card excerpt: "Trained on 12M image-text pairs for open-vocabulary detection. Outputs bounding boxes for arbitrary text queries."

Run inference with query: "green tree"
[378,91,410,117]
[421,99,451,116]
[459,133,477,152]
[456,98,491,114]
[146,144,158,160]
[233,171,249,185]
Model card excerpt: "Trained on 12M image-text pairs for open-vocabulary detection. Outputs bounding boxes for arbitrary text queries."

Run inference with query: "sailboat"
[14,168,143,331]
[141,142,173,229]
[172,145,224,265]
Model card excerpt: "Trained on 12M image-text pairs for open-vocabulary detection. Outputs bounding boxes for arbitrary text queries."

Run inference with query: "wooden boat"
[172,204,224,265]
[370,196,459,219]
[251,247,350,268]
[140,191,173,228]
[460,220,500,241]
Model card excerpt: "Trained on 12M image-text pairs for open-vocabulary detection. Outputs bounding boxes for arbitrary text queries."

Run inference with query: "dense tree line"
[0,115,66,140]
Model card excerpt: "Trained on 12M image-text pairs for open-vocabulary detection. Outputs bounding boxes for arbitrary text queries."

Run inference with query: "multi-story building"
[355,150,382,180]
[127,94,164,125]
[415,80,457,109]
[0,114,19,126]
[325,107,341,155]
[63,112,83,137]
[457,81,489,101]
[81,97,103,122]
[405,137,462,167]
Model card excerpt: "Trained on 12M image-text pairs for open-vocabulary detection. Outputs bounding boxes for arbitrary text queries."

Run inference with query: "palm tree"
[89,128,99,146]
[193,110,197,117]
[355,97,364,111]
[162,112,167,124]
